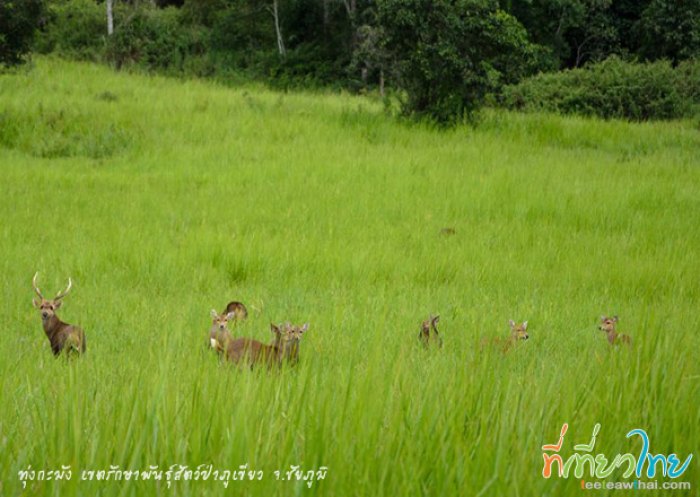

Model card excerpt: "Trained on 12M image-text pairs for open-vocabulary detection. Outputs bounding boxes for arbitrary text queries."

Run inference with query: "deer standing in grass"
[208,309,237,355]
[599,316,631,346]
[419,315,443,348]
[32,272,86,356]
[207,302,247,354]
[212,322,308,369]
[481,320,529,352]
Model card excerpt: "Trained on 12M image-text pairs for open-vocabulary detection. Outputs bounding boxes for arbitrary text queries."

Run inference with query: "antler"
[54,278,72,300]
[32,272,45,300]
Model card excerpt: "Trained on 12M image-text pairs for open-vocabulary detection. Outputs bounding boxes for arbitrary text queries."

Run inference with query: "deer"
[598,315,632,346]
[481,320,529,352]
[208,309,237,355]
[207,301,248,352]
[223,301,248,321]
[222,322,308,369]
[419,315,443,348]
[31,272,86,356]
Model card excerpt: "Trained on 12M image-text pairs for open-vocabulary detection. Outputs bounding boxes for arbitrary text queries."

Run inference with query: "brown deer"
[223,301,248,321]
[208,309,236,354]
[481,320,529,352]
[31,272,86,356]
[599,315,632,346]
[419,315,443,348]
[222,322,308,369]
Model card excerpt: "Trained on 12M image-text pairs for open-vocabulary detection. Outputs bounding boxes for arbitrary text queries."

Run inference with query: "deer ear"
[225,312,236,320]
[33,298,40,308]
[210,309,218,319]
[54,301,62,309]
[613,315,619,322]
[271,323,281,334]
[600,315,606,322]
[508,319,516,328]
[300,323,309,333]
[522,321,528,330]
[432,315,440,324]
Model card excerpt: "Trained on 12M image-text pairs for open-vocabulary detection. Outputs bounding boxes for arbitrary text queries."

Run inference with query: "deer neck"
[42,314,67,354]
[280,340,299,362]
[42,314,63,337]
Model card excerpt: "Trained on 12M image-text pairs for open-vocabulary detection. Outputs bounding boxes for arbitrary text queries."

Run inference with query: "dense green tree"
[379,0,538,123]
[500,0,619,68]
[0,0,45,66]
[638,0,700,62]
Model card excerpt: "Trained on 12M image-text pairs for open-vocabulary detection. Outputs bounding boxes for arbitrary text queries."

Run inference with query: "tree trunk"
[272,0,286,57]
[342,0,356,19]
[107,0,114,36]
[379,69,385,97]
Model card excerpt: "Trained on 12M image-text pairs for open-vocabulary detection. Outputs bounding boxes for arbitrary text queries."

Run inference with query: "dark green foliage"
[207,0,276,71]
[105,5,205,72]
[0,0,45,66]
[502,56,700,120]
[501,0,700,68]
[500,0,619,68]
[379,0,538,124]
[638,0,700,62]
[34,0,104,59]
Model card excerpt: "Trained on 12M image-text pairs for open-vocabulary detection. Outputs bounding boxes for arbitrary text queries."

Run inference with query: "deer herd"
[31,272,633,362]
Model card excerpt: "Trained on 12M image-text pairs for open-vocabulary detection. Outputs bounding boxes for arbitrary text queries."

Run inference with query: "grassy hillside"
[1,57,698,496]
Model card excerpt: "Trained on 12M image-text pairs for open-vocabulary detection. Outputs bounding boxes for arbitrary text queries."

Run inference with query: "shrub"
[502,57,700,120]
[0,0,45,66]
[34,0,105,60]
[378,0,539,125]
[105,5,203,72]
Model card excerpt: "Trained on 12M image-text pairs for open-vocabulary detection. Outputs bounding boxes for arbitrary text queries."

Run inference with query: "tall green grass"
[0,57,698,496]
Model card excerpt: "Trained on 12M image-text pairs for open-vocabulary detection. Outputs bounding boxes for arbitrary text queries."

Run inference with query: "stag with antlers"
[32,272,86,356]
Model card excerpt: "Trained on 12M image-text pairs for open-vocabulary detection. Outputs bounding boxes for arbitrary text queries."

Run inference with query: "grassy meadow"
[1,57,699,496]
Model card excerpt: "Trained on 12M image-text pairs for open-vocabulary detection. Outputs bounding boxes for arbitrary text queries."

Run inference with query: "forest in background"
[2,0,700,123]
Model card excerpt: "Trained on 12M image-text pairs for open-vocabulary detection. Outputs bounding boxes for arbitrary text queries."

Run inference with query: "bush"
[105,5,204,72]
[34,0,105,60]
[378,0,539,125]
[0,0,45,66]
[502,57,700,120]
[36,1,207,74]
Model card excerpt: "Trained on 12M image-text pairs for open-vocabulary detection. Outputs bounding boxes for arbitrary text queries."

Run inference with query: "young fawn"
[599,315,632,346]
[419,315,443,348]
[481,320,529,352]
[220,322,308,369]
[31,272,86,356]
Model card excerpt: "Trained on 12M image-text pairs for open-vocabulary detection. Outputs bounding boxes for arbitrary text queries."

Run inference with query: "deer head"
[32,272,72,321]
[271,322,308,360]
[508,320,529,340]
[599,315,619,334]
